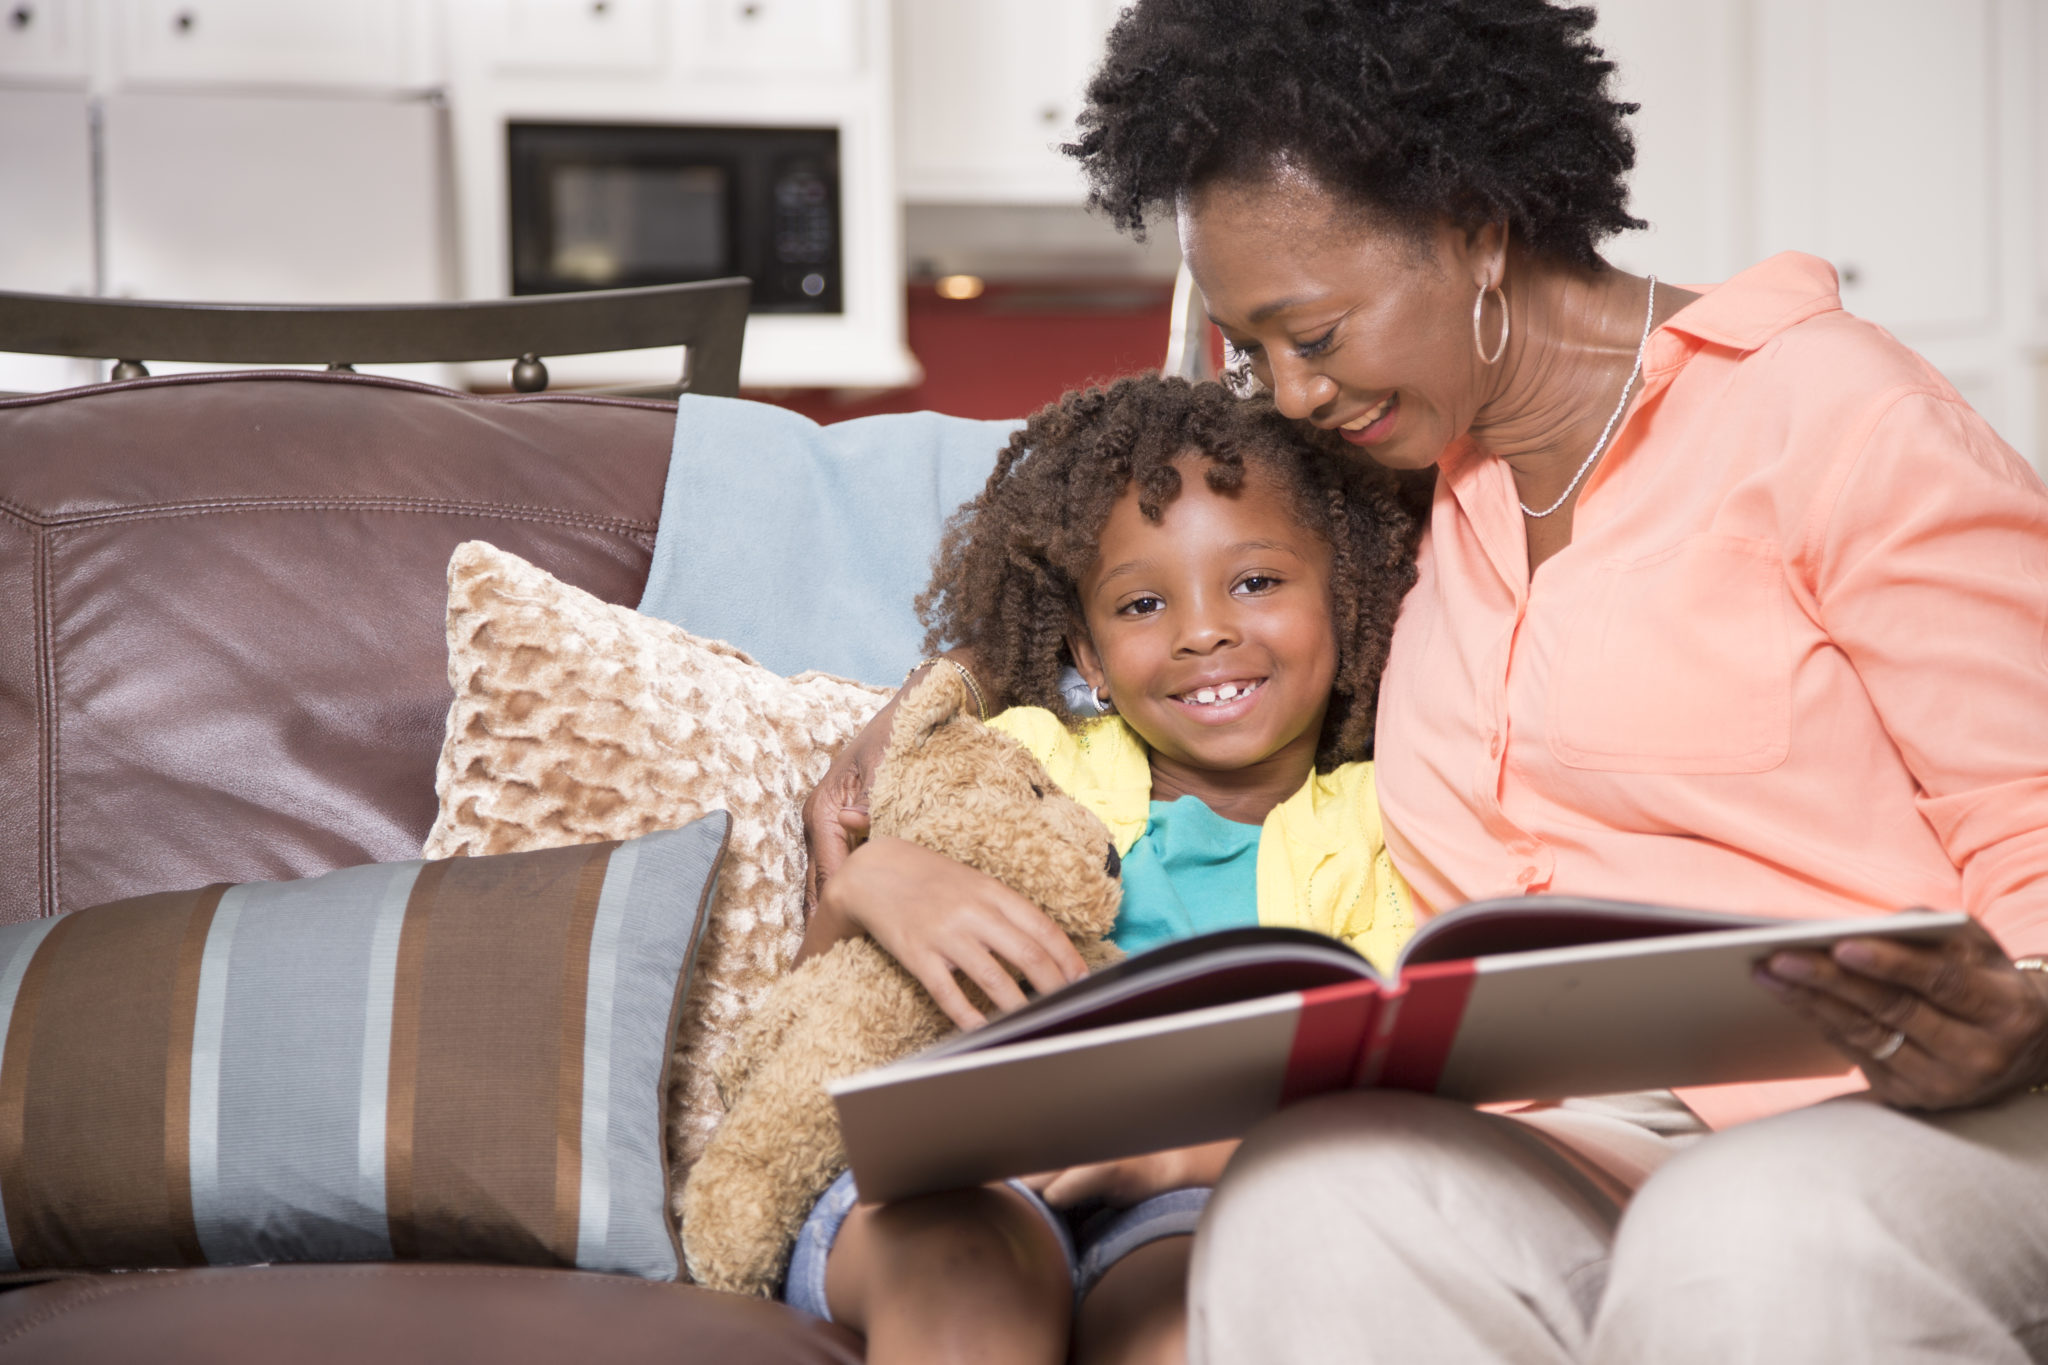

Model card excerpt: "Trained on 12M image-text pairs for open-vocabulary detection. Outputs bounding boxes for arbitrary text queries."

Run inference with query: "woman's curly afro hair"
[917,376,1422,771]
[1066,0,1643,268]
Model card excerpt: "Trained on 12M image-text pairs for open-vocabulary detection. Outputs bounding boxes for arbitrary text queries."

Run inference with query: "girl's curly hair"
[1065,0,1643,267]
[917,376,1422,771]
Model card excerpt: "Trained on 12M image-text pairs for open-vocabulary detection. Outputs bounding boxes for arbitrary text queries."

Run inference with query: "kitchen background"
[1,0,2042,475]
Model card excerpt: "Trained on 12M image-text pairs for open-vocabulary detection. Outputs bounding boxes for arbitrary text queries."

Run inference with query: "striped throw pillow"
[0,813,728,1280]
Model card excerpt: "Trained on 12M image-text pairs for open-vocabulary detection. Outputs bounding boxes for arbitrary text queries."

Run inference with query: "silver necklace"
[1520,275,1658,519]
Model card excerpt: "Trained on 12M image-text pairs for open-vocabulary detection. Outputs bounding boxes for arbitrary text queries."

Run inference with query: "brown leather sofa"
[0,370,861,1362]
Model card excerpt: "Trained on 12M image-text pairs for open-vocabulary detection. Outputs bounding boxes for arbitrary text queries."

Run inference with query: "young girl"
[791,375,1421,1364]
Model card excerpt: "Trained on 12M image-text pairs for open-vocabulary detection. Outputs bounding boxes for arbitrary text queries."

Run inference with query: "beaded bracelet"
[907,655,988,721]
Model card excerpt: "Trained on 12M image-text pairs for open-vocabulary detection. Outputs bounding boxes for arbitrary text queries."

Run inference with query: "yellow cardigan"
[988,708,1415,972]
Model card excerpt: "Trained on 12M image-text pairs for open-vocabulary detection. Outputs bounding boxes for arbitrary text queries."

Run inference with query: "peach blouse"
[1374,252,2048,1129]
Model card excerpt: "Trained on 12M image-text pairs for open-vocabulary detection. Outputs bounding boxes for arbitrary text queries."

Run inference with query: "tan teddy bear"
[680,665,1125,1297]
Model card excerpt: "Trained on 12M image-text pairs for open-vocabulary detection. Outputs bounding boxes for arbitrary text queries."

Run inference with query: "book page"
[922,929,1375,1060]
[1401,895,1794,970]
[1423,913,1966,1101]
[835,993,1303,1204]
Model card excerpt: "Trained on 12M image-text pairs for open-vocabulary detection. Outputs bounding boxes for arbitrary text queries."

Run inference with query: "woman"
[806,1,2048,1359]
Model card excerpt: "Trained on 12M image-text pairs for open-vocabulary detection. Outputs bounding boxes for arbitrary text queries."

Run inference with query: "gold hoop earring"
[1473,282,1508,365]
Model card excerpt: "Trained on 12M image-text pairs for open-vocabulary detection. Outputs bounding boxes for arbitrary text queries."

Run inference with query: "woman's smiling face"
[1180,166,1502,472]
[1069,453,1338,782]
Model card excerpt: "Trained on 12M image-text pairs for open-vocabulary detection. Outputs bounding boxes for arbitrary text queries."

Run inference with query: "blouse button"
[1488,733,1502,758]
[1516,865,1539,887]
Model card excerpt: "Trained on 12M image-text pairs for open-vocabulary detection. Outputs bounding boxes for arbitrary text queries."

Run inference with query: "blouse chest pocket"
[1547,535,1792,774]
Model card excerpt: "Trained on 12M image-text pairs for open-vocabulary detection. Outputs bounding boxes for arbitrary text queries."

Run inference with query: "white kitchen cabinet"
[1754,0,1999,338]
[2039,0,2048,341]
[0,0,89,84]
[895,0,1115,204]
[487,0,664,75]
[0,84,96,391]
[111,0,436,92]
[700,0,860,75]
[448,0,913,389]
[1589,0,1750,287]
[1751,0,2035,462]
[0,86,93,293]
[101,91,448,304]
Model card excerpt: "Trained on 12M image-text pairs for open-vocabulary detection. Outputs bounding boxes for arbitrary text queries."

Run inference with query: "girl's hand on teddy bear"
[817,835,1089,1030]
[1026,1140,1242,1209]
[802,652,1006,923]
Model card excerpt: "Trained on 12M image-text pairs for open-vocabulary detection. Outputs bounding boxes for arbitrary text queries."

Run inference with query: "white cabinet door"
[112,0,429,91]
[0,0,90,83]
[0,85,96,391]
[1756,0,1999,339]
[1589,0,1750,285]
[896,0,1114,203]
[1818,0,1997,338]
[0,86,92,293]
[102,91,448,304]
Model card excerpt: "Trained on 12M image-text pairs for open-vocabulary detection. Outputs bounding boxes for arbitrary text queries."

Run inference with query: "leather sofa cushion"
[0,1264,862,1363]
[0,371,676,923]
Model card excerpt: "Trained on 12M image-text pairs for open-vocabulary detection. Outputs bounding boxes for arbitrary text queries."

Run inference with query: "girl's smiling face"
[1069,453,1339,790]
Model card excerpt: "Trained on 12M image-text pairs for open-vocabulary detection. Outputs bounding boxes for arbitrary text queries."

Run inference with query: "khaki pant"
[1188,1089,2048,1363]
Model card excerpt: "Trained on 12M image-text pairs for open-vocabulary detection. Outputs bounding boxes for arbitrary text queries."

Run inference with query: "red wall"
[745,279,1199,424]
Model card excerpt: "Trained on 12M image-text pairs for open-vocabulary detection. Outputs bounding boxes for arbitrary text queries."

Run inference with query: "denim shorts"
[781,1168,1212,1322]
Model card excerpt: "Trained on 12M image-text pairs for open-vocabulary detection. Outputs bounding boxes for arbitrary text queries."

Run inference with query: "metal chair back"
[0,277,751,398]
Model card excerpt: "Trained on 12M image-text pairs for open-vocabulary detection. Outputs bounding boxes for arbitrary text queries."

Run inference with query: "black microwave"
[507,122,842,314]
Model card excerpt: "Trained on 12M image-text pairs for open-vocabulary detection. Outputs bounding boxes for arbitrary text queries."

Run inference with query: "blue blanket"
[637,395,1021,686]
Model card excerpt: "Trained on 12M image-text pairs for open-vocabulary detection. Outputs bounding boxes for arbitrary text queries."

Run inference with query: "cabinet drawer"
[489,0,665,75]
[698,0,860,75]
[112,0,424,90]
[0,0,89,83]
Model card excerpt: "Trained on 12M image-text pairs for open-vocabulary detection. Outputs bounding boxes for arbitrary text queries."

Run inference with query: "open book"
[830,896,1967,1203]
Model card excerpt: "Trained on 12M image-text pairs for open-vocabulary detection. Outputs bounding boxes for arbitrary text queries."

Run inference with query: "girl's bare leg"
[1073,1235,1191,1365]
[825,1185,1073,1365]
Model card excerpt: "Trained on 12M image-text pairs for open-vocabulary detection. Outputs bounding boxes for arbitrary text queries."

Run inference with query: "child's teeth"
[1184,681,1262,706]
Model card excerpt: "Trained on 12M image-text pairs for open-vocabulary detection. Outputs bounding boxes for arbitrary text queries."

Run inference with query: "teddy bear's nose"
[1104,844,1121,879]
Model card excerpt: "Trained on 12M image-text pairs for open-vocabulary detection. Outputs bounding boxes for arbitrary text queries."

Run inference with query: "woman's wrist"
[910,647,1005,716]
[794,842,869,964]
[2012,958,2048,1093]
[907,655,987,720]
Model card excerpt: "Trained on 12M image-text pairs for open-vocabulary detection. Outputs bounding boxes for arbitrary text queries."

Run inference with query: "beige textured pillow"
[425,541,889,1223]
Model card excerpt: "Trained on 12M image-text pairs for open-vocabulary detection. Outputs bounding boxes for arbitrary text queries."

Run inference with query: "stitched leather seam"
[31,529,54,920]
[241,1263,684,1291]
[0,1274,148,1352]
[0,497,657,540]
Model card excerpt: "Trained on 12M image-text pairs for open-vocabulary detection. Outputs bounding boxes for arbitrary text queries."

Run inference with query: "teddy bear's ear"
[882,663,974,766]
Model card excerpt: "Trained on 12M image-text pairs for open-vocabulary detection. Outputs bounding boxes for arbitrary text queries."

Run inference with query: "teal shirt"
[1109,795,1263,957]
